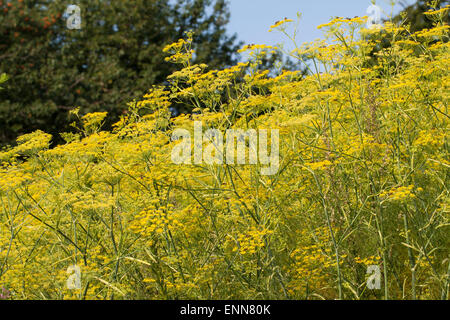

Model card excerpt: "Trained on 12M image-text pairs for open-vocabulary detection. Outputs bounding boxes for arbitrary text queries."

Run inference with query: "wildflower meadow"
[0,6,449,300]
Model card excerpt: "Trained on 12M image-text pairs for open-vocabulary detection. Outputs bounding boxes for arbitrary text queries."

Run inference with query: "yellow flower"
[269,18,293,32]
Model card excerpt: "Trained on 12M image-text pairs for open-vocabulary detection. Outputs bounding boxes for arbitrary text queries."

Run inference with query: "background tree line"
[0,0,241,146]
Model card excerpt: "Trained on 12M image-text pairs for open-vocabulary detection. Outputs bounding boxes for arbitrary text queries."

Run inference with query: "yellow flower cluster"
[130,204,183,236]
[287,227,347,297]
[414,130,446,148]
[317,16,367,29]
[423,5,450,16]
[304,160,333,171]
[0,14,448,300]
[162,32,195,64]
[380,185,421,202]
[355,256,381,266]
[235,227,273,255]
[268,18,293,32]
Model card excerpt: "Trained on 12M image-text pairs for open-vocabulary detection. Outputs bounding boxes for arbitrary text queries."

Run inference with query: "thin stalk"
[403,211,416,300]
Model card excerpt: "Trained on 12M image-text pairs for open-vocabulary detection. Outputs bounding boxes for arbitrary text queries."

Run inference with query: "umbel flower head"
[0,11,448,300]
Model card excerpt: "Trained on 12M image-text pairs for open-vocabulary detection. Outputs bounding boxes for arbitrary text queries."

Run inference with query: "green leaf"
[0,73,8,89]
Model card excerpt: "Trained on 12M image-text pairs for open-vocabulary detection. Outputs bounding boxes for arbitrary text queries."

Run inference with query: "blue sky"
[227,0,416,49]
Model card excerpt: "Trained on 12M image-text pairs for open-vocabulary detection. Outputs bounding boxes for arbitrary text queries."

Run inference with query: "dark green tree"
[0,0,241,145]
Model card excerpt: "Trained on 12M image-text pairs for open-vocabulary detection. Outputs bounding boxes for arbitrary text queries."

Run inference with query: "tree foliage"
[0,0,241,145]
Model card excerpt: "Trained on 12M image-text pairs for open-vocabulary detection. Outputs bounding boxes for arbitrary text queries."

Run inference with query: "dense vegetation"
[393,0,449,32]
[0,0,240,145]
[0,5,449,300]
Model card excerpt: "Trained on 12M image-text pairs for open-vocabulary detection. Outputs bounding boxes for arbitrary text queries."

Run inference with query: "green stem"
[403,211,416,300]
